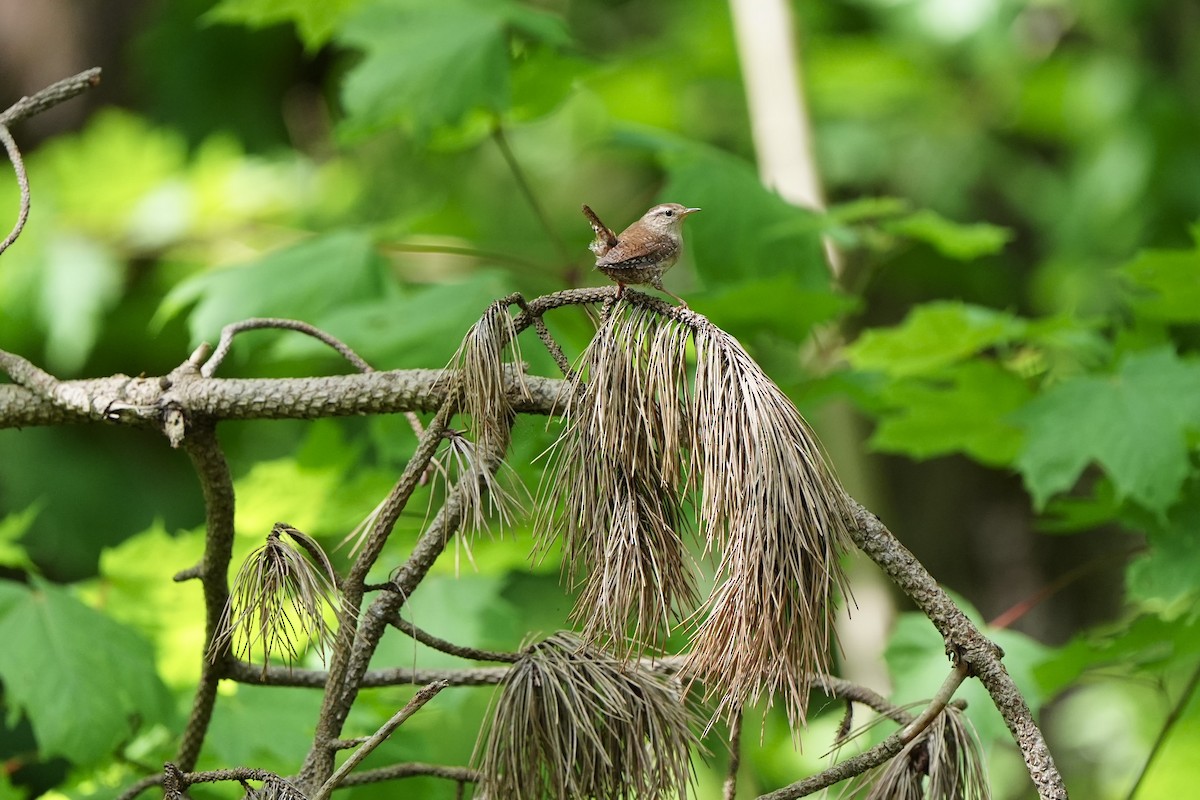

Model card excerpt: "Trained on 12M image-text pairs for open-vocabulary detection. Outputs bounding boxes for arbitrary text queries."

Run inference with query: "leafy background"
[1,0,1199,798]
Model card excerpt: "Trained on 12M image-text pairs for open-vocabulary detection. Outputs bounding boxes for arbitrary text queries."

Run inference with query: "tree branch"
[758,662,969,800]
[314,681,449,800]
[175,422,237,772]
[390,614,520,663]
[0,361,565,430]
[0,68,102,256]
[224,658,511,688]
[847,503,1067,799]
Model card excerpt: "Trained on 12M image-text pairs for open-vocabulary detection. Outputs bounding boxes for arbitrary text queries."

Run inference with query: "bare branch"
[0,125,30,256]
[848,502,1067,799]
[0,363,563,430]
[390,615,520,663]
[724,709,743,800]
[203,318,374,377]
[337,762,479,788]
[225,658,510,688]
[314,681,449,800]
[757,663,969,800]
[176,424,237,772]
[0,68,102,127]
[0,68,102,256]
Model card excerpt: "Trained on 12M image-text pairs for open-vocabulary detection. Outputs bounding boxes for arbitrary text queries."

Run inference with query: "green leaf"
[847,301,1026,377]
[1119,246,1200,323]
[291,271,516,369]
[870,360,1031,466]
[154,231,385,344]
[0,505,40,572]
[1124,478,1200,612]
[825,196,911,224]
[691,277,858,342]
[204,685,323,770]
[651,139,830,289]
[1014,347,1200,513]
[206,0,364,49]
[1133,684,1200,800]
[39,235,123,374]
[1036,613,1200,695]
[337,0,567,139]
[91,523,207,687]
[0,578,172,764]
[35,110,187,236]
[883,208,1013,260]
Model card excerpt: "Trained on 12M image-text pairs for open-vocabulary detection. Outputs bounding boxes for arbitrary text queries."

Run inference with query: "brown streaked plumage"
[581,203,700,306]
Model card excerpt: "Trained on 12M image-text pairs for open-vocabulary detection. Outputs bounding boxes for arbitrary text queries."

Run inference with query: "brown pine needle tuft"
[208,523,346,674]
[454,300,529,450]
[680,325,853,729]
[853,705,990,799]
[537,306,699,650]
[474,631,698,800]
[431,429,530,571]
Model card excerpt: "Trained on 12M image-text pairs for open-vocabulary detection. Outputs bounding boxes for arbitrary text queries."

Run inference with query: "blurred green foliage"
[1,0,1199,798]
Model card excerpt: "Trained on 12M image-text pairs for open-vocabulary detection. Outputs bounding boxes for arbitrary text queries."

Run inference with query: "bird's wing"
[581,204,618,255]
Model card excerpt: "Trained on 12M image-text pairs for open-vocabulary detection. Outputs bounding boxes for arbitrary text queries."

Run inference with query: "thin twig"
[0,125,30,256]
[491,122,572,265]
[382,240,546,273]
[509,294,575,378]
[203,318,373,377]
[314,681,449,800]
[337,762,480,787]
[757,662,969,800]
[0,68,102,127]
[113,773,163,800]
[724,709,743,800]
[303,397,458,776]
[390,615,520,663]
[224,658,510,688]
[1124,657,1200,800]
[0,68,102,256]
[176,422,237,772]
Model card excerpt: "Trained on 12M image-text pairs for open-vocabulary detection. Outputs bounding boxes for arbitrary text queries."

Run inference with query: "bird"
[582,202,700,307]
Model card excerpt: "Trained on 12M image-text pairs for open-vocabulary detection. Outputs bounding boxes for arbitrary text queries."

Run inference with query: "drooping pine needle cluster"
[475,631,697,800]
[209,523,345,674]
[537,307,698,648]
[536,304,853,727]
[853,705,990,799]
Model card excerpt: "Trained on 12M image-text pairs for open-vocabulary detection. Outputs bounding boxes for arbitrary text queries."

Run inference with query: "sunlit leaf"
[847,301,1026,377]
[206,0,364,49]
[0,506,40,572]
[1014,347,1200,513]
[1119,246,1200,323]
[870,360,1031,465]
[154,231,385,343]
[90,523,207,687]
[337,0,568,139]
[884,208,1013,260]
[38,235,123,374]
[0,578,172,764]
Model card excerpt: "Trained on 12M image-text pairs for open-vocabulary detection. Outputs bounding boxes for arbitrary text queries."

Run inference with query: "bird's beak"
[684,207,701,215]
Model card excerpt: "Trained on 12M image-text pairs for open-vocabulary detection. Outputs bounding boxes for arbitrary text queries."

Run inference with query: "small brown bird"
[582,202,700,307]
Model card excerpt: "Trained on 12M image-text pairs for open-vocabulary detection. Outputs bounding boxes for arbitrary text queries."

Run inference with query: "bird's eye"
[664,209,674,217]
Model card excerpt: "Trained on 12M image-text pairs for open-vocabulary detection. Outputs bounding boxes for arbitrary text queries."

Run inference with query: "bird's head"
[639,203,701,235]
